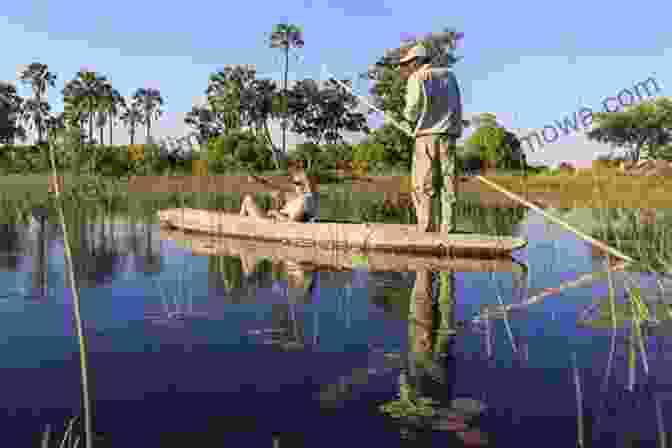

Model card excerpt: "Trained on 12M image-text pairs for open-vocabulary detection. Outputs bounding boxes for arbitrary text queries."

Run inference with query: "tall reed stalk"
[47,140,93,448]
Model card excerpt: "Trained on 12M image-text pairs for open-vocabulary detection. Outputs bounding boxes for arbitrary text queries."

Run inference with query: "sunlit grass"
[482,170,672,208]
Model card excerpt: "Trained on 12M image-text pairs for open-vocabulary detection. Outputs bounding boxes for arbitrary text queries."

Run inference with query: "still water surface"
[0,205,669,447]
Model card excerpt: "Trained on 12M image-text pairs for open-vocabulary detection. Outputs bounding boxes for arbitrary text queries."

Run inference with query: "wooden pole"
[475,175,635,264]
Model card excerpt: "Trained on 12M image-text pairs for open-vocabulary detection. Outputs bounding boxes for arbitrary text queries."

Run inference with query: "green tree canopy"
[586,97,672,163]
[184,105,223,145]
[286,78,368,145]
[465,113,526,170]
[0,81,26,144]
[132,87,163,142]
[354,123,413,170]
[18,62,57,145]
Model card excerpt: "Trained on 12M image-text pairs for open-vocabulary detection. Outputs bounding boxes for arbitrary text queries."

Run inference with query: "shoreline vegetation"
[2,168,672,209]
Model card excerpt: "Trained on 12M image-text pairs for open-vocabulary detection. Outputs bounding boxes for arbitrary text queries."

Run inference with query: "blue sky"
[1,0,671,167]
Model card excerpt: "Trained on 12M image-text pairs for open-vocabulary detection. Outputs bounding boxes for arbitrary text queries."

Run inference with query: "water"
[0,199,669,447]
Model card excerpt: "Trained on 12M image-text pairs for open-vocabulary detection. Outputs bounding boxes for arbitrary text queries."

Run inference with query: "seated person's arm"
[271,197,305,221]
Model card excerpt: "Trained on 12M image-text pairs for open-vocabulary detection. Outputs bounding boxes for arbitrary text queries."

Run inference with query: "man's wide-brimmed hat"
[400,44,427,63]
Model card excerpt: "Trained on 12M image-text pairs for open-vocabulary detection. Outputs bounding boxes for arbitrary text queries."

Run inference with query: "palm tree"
[101,85,124,146]
[132,88,163,143]
[62,70,107,171]
[269,22,304,162]
[96,107,107,146]
[206,69,244,134]
[43,112,66,144]
[184,105,222,145]
[0,81,26,144]
[18,63,57,145]
[60,100,87,173]
[119,99,143,145]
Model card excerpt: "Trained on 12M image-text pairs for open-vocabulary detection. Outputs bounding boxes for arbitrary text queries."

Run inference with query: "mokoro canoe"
[157,208,527,257]
[160,227,528,274]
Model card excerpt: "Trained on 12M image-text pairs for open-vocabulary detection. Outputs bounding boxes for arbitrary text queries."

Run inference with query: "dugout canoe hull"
[157,208,527,257]
[159,227,528,274]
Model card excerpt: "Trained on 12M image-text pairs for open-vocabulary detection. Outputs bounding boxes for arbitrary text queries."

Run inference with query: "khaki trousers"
[412,134,458,233]
[410,270,434,354]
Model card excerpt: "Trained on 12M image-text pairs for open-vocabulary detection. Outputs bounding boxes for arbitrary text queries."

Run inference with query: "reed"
[42,140,93,447]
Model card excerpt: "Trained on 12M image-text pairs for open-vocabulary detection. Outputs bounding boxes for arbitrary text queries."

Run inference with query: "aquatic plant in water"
[379,372,438,420]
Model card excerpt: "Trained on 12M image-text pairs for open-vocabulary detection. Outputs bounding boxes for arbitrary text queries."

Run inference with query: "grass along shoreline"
[2,170,672,209]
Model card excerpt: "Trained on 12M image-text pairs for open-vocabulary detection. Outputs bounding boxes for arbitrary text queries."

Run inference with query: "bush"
[353,140,385,166]
[0,144,63,174]
[319,142,354,170]
[352,124,413,171]
[209,130,273,173]
[96,145,134,178]
[290,142,323,172]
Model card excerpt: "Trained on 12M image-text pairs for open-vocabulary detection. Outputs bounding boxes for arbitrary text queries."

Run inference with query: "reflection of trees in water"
[135,219,163,275]
[56,207,164,287]
[0,198,166,285]
[0,221,24,271]
[31,219,50,297]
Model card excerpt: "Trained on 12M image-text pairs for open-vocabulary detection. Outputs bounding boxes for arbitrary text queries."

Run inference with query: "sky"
[1,0,671,168]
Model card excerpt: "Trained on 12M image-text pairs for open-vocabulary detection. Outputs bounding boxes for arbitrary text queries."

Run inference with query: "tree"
[132,87,163,143]
[203,65,294,168]
[0,81,26,144]
[587,97,672,163]
[465,113,526,171]
[354,123,413,170]
[184,105,223,145]
[206,65,256,135]
[286,78,368,145]
[269,22,304,162]
[18,63,57,145]
[63,70,108,170]
[99,83,124,146]
[43,112,68,168]
[61,100,87,172]
[240,78,282,159]
[44,112,66,143]
[120,99,143,145]
[95,104,107,146]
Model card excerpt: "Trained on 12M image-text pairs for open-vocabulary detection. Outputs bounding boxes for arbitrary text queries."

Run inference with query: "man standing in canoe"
[397,43,463,233]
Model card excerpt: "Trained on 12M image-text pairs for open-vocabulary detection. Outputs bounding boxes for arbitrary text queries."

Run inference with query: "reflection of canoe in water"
[159,227,527,274]
[157,208,527,257]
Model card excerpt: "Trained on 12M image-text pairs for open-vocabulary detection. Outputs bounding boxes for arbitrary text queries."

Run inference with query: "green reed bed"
[580,172,669,399]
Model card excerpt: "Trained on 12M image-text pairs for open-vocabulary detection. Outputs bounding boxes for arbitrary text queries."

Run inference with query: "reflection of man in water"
[272,260,316,305]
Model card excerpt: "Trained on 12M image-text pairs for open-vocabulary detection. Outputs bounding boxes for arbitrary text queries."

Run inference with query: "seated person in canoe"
[241,166,320,223]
